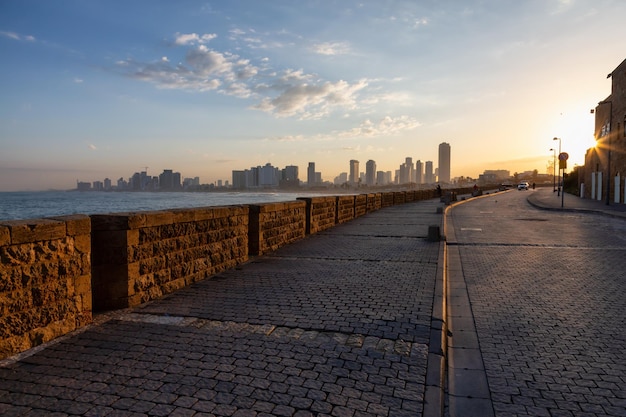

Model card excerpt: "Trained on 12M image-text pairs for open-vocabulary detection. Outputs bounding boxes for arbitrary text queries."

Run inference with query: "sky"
[0,0,624,191]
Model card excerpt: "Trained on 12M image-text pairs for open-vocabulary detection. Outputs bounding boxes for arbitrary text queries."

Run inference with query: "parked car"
[517,181,529,190]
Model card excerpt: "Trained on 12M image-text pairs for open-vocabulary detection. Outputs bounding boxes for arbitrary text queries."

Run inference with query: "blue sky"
[0,0,623,190]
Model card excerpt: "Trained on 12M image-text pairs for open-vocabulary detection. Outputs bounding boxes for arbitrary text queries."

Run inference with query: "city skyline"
[73,151,445,191]
[2,1,624,191]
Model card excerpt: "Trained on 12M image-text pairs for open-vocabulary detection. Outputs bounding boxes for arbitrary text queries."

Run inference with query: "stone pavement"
[0,198,448,417]
[445,188,626,417]
[527,187,626,218]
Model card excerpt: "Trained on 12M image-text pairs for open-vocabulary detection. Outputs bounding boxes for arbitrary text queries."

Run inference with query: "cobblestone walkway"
[0,199,445,417]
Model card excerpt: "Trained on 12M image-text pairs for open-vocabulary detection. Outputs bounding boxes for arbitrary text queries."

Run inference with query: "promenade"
[0,198,447,417]
[2,188,625,417]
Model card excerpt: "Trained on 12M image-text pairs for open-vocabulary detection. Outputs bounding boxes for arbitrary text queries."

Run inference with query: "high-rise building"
[365,160,376,186]
[425,161,434,184]
[415,160,424,184]
[398,157,414,184]
[307,162,315,186]
[349,160,359,185]
[438,142,451,183]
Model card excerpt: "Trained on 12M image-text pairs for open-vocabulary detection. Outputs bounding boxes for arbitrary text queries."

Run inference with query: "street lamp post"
[550,148,556,192]
[553,137,561,197]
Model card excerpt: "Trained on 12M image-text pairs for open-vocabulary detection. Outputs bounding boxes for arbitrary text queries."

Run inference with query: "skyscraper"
[425,161,434,184]
[415,160,423,184]
[365,160,376,186]
[349,160,359,185]
[307,162,315,186]
[438,142,451,183]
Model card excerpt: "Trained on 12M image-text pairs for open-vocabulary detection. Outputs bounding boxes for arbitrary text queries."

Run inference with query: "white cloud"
[312,41,351,56]
[116,32,377,119]
[413,18,429,28]
[336,116,421,139]
[174,32,217,45]
[1,30,35,41]
[252,78,368,119]
[74,78,84,83]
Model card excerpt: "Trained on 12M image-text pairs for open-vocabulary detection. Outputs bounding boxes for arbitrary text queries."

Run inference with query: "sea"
[0,190,337,221]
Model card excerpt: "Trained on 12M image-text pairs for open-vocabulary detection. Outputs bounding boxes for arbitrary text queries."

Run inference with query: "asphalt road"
[446,189,626,417]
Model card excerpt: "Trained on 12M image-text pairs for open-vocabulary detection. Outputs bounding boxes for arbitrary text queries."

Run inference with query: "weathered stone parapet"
[393,192,407,205]
[367,193,382,212]
[91,206,249,311]
[355,194,367,218]
[381,192,395,207]
[297,197,337,235]
[0,215,92,360]
[249,201,306,256]
[336,195,356,224]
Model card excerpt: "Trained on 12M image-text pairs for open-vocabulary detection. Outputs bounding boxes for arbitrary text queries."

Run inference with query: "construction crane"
[140,166,149,174]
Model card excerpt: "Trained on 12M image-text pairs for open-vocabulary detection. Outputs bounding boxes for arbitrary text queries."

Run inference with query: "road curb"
[423,232,447,417]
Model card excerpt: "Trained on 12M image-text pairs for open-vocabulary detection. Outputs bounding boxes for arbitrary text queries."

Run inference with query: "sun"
[550,103,597,168]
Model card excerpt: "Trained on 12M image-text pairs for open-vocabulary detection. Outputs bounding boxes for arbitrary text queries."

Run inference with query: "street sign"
[559,152,569,161]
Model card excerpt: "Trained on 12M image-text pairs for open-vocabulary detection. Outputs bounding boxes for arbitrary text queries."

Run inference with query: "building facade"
[365,160,376,186]
[307,162,315,186]
[438,142,451,184]
[349,160,359,185]
[425,161,435,184]
[583,58,626,203]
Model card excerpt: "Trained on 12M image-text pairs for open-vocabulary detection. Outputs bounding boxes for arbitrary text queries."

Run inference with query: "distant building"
[438,142,451,183]
[415,160,423,184]
[425,161,435,184]
[232,170,247,189]
[307,162,315,186]
[584,58,626,202]
[365,160,376,186]
[281,165,299,188]
[349,160,359,185]
[159,169,181,190]
[76,181,91,191]
[398,157,414,184]
[334,172,348,185]
[482,170,511,181]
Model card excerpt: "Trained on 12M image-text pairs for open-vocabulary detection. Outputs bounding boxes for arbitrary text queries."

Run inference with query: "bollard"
[428,225,441,242]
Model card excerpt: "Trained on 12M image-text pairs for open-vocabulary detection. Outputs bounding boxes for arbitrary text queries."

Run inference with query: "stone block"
[4,219,67,244]
[0,225,11,246]
[50,215,91,236]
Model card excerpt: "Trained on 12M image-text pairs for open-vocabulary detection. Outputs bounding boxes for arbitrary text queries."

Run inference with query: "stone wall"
[297,197,337,235]
[394,191,407,205]
[249,201,306,256]
[367,193,382,212]
[1,186,484,360]
[354,194,368,218]
[0,215,92,360]
[336,196,356,224]
[91,206,249,311]
[381,192,395,208]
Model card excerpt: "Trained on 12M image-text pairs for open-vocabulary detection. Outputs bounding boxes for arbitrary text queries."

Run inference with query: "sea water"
[0,191,332,221]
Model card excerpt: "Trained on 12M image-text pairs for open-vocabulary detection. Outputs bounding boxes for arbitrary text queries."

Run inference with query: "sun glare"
[550,103,597,168]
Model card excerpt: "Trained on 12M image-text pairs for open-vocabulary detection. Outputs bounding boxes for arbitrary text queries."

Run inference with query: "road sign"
[559,152,569,161]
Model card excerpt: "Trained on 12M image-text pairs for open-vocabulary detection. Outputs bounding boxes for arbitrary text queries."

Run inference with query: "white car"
[517,182,529,190]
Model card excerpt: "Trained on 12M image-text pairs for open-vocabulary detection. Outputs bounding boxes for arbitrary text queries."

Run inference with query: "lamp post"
[550,148,556,192]
[553,137,561,197]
